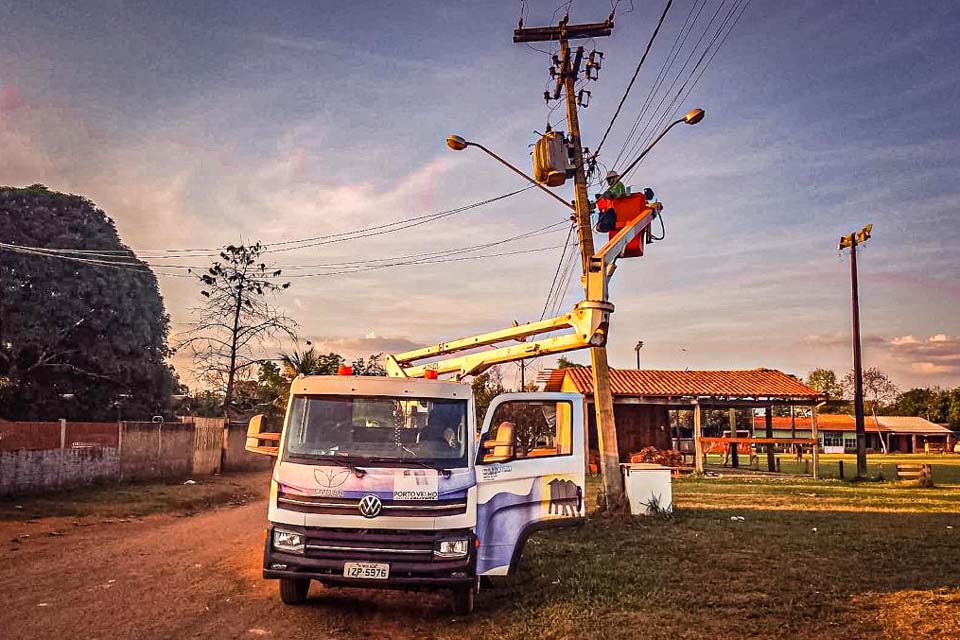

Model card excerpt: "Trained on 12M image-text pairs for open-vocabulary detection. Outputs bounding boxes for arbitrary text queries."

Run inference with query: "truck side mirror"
[245,414,280,457]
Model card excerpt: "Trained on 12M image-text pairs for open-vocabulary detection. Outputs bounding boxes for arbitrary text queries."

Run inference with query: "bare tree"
[181,243,297,418]
[842,366,899,412]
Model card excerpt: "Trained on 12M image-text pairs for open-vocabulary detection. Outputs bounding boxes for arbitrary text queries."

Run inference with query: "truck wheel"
[279,577,310,605]
[451,584,476,615]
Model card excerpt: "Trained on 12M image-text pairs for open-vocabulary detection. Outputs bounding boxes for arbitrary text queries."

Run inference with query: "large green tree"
[805,368,843,401]
[0,185,177,420]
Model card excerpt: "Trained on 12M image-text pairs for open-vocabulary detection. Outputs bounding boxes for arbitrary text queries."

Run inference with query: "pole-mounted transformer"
[532,131,572,187]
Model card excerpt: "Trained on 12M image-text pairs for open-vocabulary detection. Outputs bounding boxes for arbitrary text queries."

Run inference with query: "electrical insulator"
[552,54,561,67]
[577,89,591,108]
[543,90,551,104]
[586,51,603,81]
[549,66,557,78]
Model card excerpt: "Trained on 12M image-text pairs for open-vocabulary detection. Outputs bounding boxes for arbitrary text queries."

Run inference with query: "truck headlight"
[273,528,304,554]
[434,538,470,559]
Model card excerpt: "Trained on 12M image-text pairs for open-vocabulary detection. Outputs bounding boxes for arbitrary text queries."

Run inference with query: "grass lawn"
[700,453,960,485]
[449,472,960,640]
[0,471,269,521]
[782,453,960,484]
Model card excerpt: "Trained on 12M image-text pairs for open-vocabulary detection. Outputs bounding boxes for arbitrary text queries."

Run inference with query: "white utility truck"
[247,374,586,613]
[245,196,664,613]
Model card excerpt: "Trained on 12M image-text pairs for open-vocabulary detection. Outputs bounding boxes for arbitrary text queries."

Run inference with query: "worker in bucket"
[595,169,626,232]
[600,169,627,199]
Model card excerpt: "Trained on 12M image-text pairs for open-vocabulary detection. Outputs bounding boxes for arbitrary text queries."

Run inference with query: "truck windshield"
[284,395,469,465]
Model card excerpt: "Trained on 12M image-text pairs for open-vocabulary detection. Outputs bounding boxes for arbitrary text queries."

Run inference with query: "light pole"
[634,340,644,369]
[838,223,872,479]
[445,135,575,211]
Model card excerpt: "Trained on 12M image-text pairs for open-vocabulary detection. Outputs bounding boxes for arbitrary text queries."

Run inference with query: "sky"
[2,0,960,391]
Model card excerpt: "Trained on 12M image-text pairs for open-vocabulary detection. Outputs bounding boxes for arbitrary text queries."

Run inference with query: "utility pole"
[635,340,644,369]
[839,224,872,479]
[515,14,626,509]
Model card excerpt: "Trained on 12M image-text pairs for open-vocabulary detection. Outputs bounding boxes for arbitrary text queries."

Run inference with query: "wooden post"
[117,420,124,481]
[765,406,775,472]
[59,418,67,489]
[811,404,820,480]
[693,403,704,473]
[562,29,622,509]
[728,408,739,468]
[911,434,917,454]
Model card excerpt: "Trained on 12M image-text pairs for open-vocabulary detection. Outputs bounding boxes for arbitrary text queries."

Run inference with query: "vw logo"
[358,494,383,519]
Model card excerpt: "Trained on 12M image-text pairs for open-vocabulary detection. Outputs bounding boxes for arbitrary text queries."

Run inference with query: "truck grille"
[302,527,467,562]
[278,490,467,517]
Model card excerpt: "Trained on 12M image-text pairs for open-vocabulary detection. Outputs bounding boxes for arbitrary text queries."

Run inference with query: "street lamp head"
[683,108,705,125]
[446,135,468,151]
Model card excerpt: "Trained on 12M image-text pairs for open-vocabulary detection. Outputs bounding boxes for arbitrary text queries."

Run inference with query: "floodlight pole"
[839,225,872,479]
[849,239,867,478]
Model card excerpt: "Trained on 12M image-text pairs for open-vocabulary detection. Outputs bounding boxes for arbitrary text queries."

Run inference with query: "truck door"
[474,392,586,576]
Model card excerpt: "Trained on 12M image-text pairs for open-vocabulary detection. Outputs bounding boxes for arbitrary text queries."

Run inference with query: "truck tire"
[279,577,310,605]
[451,583,476,615]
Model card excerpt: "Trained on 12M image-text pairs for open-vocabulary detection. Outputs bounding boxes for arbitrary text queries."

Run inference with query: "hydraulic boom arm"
[385,202,662,380]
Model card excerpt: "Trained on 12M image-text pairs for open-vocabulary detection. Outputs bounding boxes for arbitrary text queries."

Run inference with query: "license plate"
[343,562,389,580]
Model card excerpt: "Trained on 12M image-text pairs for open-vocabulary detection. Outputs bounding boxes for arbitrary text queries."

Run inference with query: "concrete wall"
[0,447,120,496]
[0,419,272,496]
[119,422,195,481]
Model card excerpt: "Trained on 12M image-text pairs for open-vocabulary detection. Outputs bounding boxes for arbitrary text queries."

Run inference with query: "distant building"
[752,414,956,453]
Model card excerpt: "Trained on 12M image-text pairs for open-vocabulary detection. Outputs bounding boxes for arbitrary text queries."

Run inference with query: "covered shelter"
[543,367,824,475]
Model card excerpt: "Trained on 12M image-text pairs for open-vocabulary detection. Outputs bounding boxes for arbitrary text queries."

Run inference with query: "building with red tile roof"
[543,367,822,403]
[542,367,824,467]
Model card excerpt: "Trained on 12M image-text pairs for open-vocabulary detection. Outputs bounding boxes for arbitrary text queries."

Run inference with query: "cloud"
[882,334,960,376]
[802,333,848,347]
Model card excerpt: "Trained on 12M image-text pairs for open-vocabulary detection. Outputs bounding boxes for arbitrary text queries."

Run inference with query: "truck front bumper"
[263,526,476,588]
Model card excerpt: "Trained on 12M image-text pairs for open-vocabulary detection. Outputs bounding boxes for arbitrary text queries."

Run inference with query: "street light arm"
[467,142,576,211]
[616,107,705,180]
[617,117,685,180]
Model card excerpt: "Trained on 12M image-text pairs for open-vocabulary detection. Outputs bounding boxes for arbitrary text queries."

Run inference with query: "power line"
[539,222,576,320]
[0,242,194,278]
[0,218,572,279]
[621,0,750,182]
[285,242,577,279]
[547,247,578,317]
[25,186,535,259]
[611,0,704,168]
[264,186,535,253]
[616,0,726,171]
[282,221,570,273]
[591,0,673,161]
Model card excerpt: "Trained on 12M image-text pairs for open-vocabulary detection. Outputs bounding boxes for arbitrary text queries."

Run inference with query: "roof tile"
[550,367,822,400]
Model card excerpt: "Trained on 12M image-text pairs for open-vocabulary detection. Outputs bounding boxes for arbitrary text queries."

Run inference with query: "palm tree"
[279,347,346,378]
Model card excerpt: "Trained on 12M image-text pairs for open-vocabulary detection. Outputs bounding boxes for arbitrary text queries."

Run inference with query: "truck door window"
[481,401,572,464]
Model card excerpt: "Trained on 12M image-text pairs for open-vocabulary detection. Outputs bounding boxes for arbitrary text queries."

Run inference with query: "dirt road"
[0,473,461,640]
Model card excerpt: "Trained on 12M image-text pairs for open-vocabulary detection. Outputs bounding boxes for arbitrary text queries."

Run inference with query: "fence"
[0,418,272,496]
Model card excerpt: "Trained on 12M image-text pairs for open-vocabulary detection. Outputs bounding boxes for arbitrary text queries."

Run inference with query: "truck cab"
[247,374,586,614]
